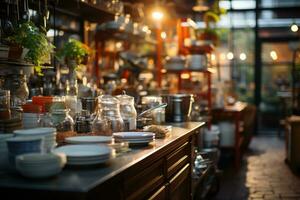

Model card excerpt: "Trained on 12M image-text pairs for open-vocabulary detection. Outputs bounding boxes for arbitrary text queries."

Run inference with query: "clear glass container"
[117,93,137,131]
[0,90,11,119]
[141,96,165,124]
[51,109,74,132]
[92,95,123,136]
[38,112,53,127]
[4,74,29,107]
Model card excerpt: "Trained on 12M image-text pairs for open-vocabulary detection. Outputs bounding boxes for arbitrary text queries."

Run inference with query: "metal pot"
[161,94,194,122]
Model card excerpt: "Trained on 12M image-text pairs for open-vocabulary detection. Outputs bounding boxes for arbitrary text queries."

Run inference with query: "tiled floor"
[211,136,300,200]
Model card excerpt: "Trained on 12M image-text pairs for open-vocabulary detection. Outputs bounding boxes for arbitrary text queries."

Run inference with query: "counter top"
[0,122,204,195]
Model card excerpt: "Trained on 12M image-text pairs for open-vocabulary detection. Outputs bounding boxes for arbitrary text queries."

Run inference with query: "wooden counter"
[0,122,205,200]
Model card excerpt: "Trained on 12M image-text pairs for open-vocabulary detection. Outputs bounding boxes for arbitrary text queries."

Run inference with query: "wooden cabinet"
[169,164,191,200]
[122,140,193,200]
[0,122,205,200]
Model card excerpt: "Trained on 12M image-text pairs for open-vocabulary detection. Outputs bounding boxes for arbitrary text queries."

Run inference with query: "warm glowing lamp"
[152,10,164,21]
[291,23,299,32]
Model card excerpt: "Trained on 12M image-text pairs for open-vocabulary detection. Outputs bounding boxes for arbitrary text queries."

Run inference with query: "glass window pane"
[232,0,256,9]
[260,0,300,8]
[262,43,293,63]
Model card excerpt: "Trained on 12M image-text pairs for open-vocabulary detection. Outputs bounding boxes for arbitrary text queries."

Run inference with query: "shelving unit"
[55,0,115,23]
[94,28,156,85]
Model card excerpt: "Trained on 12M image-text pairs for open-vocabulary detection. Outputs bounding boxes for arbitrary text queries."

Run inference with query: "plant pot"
[0,45,9,59]
[80,55,89,65]
[199,32,219,46]
[8,46,29,60]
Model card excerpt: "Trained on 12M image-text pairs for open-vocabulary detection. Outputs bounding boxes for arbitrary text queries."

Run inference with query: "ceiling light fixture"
[193,0,209,12]
[239,53,247,61]
[152,10,164,21]
[270,50,278,60]
[291,23,298,32]
[227,52,234,60]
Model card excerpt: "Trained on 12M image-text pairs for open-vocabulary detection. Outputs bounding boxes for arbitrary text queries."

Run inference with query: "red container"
[32,96,53,113]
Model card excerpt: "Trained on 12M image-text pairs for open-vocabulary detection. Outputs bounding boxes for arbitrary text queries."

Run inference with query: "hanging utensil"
[21,0,30,21]
[16,0,20,21]
[2,3,14,36]
[43,0,50,31]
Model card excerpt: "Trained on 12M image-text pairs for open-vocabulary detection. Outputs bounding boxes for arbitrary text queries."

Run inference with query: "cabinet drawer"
[124,159,164,200]
[166,142,190,178]
[148,185,167,200]
[169,164,191,200]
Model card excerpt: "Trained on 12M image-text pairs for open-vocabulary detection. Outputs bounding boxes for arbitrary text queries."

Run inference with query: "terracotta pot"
[8,46,29,60]
[0,45,9,58]
[80,55,89,65]
[199,32,219,46]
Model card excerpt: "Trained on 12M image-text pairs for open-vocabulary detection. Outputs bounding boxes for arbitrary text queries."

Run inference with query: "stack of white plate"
[15,153,66,178]
[0,134,14,169]
[22,113,40,129]
[53,145,112,166]
[113,132,155,146]
[14,128,57,152]
[65,136,112,144]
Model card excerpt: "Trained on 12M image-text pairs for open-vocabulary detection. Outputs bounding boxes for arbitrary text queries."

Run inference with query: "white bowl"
[15,153,66,178]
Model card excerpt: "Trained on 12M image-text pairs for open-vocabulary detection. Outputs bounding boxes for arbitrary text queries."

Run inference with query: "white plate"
[113,132,154,139]
[14,128,56,135]
[0,134,14,140]
[53,145,112,158]
[65,136,112,144]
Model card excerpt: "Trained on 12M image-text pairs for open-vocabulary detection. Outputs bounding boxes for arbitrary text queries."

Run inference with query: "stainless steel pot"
[161,94,194,122]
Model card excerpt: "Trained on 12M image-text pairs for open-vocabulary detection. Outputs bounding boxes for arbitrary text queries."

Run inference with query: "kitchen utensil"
[2,3,14,36]
[161,94,194,122]
[137,103,167,118]
[21,0,30,21]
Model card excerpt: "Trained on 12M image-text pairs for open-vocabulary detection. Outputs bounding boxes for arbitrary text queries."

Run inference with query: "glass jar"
[92,95,123,136]
[117,93,136,131]
[38,112,53,127]
[4,74,29,107]
[0,90,11,119]
[141,96,165,124]
[51,109,74,132]
[64,95,78,119]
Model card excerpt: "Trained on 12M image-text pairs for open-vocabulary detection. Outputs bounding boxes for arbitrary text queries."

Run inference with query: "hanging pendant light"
[193,0,209,12]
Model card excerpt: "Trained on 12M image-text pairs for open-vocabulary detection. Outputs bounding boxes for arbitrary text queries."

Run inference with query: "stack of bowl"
[22,113,40,129]
[14,128,57,152]
[0,134,14,169]
[15,153,66,178]
[6,136,43,167]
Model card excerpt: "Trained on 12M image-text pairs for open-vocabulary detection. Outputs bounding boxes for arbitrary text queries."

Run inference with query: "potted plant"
[56,38,91,67]
[56,38,91,95]
[6,21,55,70]
[197,0,226,46]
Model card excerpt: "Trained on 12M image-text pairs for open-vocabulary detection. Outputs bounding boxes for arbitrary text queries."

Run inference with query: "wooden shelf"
[165,68,215,74]
[96,29,156,45]
[56,0,115,23]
